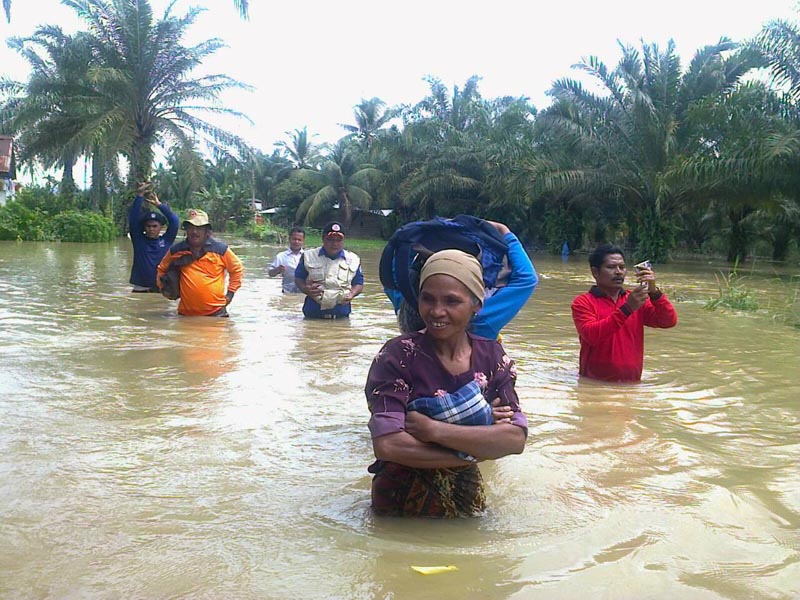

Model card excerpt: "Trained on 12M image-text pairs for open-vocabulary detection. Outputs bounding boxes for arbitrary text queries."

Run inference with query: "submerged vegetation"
[704,263,761,312]
[0,0,800,266]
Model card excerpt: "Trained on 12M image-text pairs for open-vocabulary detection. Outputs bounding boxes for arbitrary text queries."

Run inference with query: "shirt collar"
[318,247,345,259]
[589,285,628,299]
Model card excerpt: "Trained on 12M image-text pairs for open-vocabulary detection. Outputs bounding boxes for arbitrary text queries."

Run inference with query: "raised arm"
[128,195,144,239]
[472,228,537,339]
[635,266,678,329]
[157,198,180,244]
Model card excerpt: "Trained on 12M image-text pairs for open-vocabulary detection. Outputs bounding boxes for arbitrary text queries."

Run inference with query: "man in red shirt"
[571,244,677,382]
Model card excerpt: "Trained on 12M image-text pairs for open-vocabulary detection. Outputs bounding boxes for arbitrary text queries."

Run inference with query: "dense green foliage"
[0,191,116,241]
[3,0,800,261]
[1,0,249,231]
[0,201,49,241]
[49,210,116,242]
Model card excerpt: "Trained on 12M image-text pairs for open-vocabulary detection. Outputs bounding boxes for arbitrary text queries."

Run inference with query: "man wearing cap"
[294,221,363,319]
[128,185,179,292]
[156,208,244,317]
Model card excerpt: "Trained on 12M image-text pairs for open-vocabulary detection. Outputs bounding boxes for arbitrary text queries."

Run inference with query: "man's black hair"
[289,226,305,236]
[589,243,625,269]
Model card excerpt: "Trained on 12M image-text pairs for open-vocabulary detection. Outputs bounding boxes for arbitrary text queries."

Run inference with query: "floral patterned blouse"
[366,331,527,440]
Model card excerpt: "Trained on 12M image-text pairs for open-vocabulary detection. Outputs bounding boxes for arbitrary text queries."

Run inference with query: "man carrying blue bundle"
[128,182,179,292]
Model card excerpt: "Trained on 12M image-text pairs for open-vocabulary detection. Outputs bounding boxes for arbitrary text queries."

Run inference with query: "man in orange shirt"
[157,209,244,316]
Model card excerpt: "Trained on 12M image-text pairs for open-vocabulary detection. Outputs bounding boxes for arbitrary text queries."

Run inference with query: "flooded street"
[1,239,798,599]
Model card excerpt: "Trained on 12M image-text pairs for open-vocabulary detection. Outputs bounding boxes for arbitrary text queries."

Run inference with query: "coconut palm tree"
[295,141,383,226]
[339,97,398,149]
[275,126,324,170]
[61,0,251,184]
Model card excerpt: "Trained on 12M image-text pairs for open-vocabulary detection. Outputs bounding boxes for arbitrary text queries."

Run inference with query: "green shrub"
[0,201,51,241]
[50,210,117,242]
[16,185,83,215]
[241,220,285,243]
[704,264,759,312]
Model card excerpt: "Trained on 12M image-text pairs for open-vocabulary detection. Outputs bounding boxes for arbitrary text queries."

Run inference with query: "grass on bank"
[239,221,387,251]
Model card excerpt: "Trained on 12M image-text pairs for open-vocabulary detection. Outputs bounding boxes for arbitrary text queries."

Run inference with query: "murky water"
[1,239,798,599]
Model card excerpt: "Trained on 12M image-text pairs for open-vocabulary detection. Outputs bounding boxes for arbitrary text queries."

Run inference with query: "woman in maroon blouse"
[365,249,528,517]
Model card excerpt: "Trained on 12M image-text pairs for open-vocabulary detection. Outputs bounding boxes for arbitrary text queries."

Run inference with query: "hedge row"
[0,201,117,242]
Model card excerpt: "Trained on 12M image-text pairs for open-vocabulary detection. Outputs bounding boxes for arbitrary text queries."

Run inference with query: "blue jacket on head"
[380,215,537,339]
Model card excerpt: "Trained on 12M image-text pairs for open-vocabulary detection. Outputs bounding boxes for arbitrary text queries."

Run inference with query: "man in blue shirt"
[128,184,180,292]
[294,221,364,319]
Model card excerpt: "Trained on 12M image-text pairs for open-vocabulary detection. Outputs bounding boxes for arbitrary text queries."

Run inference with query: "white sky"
[1,0,798,156]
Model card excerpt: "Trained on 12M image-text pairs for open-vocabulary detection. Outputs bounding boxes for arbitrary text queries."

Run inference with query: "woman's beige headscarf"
[419,249,484,305]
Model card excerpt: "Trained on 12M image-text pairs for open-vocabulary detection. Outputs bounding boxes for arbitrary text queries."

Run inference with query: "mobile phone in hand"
[633,260,652,275]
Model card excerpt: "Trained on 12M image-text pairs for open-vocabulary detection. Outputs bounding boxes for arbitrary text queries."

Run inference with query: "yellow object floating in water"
[411,565,458,575]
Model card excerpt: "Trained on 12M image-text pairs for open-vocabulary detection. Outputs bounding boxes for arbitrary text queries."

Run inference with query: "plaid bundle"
[408,381,493,461]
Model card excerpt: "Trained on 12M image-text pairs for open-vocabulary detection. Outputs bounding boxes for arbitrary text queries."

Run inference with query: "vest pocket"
[337,262,354,285]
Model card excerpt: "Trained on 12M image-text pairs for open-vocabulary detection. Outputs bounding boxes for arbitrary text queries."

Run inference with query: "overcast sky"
[1,0,798,157]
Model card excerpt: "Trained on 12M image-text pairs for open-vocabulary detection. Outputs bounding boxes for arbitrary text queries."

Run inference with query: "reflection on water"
[0,239,798,599]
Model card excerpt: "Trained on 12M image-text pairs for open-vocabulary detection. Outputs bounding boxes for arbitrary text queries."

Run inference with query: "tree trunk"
[771,223,791,262]
[60,151,77,198]
[90,144,109,213]
[726,207,753,263]
[338,188,352,227]
[128,137,155,188]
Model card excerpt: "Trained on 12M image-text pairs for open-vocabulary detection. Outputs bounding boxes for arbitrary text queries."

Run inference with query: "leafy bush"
[0,201,50,241]
[50,211,117,242]
[705,265,759,312]
[241,220,284,243]
[15,185,89,215]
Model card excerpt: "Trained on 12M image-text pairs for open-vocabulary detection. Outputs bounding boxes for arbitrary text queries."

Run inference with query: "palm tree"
[380,78,535,225]
[339,97,398,149]
[756,16,800,102]
[3,0,248,23]
[527,38,761,260]
[295,141,382,226]
[1,27,100,196]
[275,126,324,170]
[676,81,800,261]
[153,143,206,210]
[62,0,251,184]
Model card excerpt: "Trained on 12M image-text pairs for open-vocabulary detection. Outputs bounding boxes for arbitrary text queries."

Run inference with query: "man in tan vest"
[294,221,363,319]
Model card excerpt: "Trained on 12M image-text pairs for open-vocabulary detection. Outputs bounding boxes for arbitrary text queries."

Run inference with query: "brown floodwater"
[0,239,798,599]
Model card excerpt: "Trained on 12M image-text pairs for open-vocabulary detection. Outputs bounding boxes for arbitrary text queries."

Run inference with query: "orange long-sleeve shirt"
[157,238,243,316]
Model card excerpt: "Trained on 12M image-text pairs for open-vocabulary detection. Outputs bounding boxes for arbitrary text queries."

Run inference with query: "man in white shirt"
[268,226,305,293]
